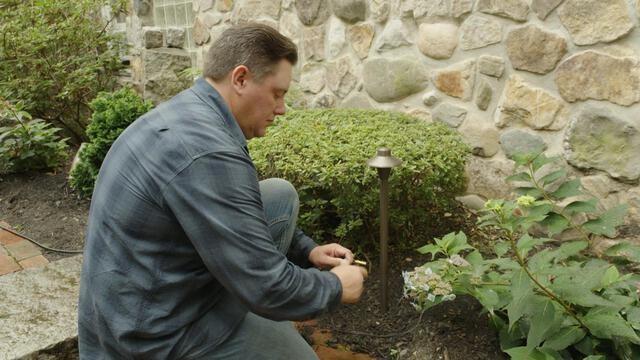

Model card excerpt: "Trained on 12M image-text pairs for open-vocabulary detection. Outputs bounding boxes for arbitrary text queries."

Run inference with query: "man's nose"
[274,101,286,116]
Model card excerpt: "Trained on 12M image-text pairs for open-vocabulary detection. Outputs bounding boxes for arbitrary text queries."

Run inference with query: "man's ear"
[230,65,250,94]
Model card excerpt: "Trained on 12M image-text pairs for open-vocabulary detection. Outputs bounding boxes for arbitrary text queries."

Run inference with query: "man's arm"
[162,151,342,321]
[287,228,317,267]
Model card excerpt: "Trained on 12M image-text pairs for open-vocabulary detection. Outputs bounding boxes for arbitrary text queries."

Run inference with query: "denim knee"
[260,178,299,213]
[259,178,300,254]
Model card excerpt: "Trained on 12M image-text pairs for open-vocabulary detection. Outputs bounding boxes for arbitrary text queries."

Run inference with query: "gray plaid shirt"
[78,78,342,359]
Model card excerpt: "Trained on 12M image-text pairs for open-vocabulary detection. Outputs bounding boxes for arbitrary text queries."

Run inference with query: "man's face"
[236,59,292,140]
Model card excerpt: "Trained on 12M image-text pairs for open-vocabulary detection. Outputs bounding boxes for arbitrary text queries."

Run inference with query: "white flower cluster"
[403,266,455,311]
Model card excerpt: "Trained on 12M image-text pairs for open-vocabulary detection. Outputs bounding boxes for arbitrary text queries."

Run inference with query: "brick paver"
[0,221,50,275]
[315,345,372,360]
[19,255,50,269]
[6,240,42,261]
[296,320,373,360]
[0,252,21,275]
[0,228,22,245]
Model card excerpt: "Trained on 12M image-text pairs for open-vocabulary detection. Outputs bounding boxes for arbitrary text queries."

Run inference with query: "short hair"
[203,23,298,82]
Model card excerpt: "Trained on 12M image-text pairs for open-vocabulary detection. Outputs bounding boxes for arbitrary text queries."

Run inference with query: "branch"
[507,230,587,329]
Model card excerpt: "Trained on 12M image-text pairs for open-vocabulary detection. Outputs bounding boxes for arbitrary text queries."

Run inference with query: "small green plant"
[405,151,640,359]
[69,87,153,196]
[250,109,469,252]
[0,0,127,141]
[0,100,69,174]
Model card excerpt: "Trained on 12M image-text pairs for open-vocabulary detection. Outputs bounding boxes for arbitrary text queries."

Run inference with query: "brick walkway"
[0,221,49,276]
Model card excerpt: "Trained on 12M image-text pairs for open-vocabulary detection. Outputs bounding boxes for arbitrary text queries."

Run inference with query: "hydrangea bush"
[0,100,68,174]
[404,151,640,359]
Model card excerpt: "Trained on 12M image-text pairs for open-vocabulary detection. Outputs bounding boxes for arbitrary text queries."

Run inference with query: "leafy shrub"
[249,109,469,252]
[405,151,640,359]
[0,100,69,174]
[69,87,153,196]
[0,0,127,142]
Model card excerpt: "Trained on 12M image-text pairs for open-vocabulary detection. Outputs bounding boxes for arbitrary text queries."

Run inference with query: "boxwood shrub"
[69,87,153,196]
[249,109,469,252]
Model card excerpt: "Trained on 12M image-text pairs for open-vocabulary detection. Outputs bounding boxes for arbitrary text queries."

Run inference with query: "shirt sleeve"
[287,229,318,268]
[162,150,342,321]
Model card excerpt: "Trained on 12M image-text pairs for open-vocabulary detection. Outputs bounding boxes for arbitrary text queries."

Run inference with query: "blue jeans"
[200,178,318,360]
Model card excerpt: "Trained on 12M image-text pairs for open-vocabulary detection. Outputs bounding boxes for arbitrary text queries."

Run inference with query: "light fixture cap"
[367,147,402,169]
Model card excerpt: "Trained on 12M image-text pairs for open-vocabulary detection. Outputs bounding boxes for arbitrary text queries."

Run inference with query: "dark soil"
[0,151,89,262]
[317,251,504,360]
[0,154,504,359]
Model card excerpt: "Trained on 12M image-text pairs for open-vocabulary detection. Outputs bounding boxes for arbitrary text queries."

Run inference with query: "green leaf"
[527,298,559,348]
[550,179,582,200]
[487,258,520,270]
[416,244,442,260]
[538,348,564,360]
[529,249,555,272]
[448,231,474,255]
[532,153,558,173]
[505,347,558,360]
[582,307,640,344]
[507,269,534,330]
[465,250,483,268]
[504,346,533,360]
[550,241,588,263]
[550,268,615,308]
[539,169,566,187]
[627,307,640,331]
[543,326,587,351]
[507,171,533,183]
[540,212,570,236]
[563,199,598,215]
[495,241,510,258]
[608,295,635,308]
[512,152,538,166]
[604,242,640,263]
[527,203,554,220]
[497,318,527,351]
[515,187,544,199]
[600,265,620,288]
[575,336,598,356]
[476,288,500,309]
[582,356,605,360]
[516,234,547,258]
[583,204,628,238]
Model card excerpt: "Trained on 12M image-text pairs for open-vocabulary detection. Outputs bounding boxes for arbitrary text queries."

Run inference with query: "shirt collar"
[191,77,248,148]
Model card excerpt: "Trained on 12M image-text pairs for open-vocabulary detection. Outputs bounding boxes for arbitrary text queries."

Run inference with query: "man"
[78,24,367,359]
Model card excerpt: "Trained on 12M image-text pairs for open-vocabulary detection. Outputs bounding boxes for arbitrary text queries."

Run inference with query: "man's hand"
[308,243,354,269]
[330,265,368,303]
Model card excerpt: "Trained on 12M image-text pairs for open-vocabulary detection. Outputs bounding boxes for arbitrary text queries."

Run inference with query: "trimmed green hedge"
[249,109,469,252]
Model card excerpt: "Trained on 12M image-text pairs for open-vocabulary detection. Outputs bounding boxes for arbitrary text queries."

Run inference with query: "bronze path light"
[367,147,402,312]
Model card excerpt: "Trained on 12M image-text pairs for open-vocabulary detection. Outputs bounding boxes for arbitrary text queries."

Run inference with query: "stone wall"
[116,0,194,104]
[123,0,640,229]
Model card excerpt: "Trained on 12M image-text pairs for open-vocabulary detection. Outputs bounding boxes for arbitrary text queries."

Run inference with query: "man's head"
[204,24,298,139]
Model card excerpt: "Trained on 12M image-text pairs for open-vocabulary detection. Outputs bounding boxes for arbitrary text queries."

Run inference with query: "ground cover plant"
[404,151,640,359]
[0,0,127,142]
[0,100,68,174]
[250,108,469,252]
[69,87,153,196]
